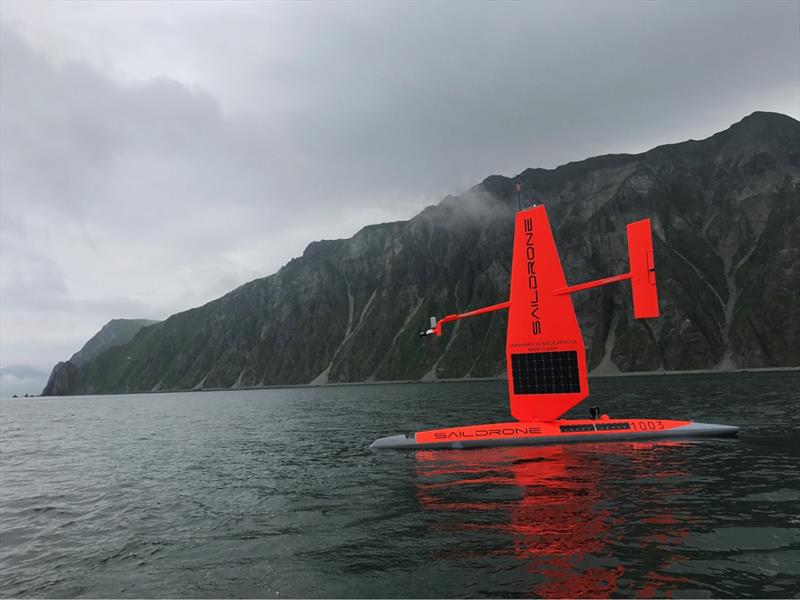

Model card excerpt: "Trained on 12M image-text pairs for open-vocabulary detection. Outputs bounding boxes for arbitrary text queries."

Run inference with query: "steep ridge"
[42,319,160,395]
[47,112,800,395]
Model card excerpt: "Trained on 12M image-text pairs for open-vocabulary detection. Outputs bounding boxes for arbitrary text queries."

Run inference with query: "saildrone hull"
[370,419,739,450]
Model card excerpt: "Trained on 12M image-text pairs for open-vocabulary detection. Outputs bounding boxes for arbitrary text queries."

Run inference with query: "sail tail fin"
[626,219,659,319]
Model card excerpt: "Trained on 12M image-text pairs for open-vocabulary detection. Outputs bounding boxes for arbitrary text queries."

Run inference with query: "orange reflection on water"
[415,442,694,598]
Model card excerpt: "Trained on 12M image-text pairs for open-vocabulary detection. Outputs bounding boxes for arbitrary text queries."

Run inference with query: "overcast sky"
[1,1,798,390]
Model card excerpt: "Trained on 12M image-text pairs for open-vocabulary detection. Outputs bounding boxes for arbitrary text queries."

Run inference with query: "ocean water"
[1,372,799,598]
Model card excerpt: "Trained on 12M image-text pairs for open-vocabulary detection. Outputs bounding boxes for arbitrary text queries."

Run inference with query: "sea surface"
[1,372,799,598]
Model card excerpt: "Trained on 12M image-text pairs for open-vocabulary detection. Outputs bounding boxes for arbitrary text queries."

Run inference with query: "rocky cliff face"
[49,112,800,395]
[40,361,79,397]
[41,319,160,395]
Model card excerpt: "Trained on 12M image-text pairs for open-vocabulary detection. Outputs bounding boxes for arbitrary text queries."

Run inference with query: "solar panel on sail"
[510,351,581,395]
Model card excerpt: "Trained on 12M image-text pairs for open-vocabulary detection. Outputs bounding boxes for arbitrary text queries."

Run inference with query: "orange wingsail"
[506,205,588,421]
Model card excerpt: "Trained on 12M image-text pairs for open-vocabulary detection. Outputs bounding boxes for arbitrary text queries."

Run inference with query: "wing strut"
[420,301,510,337]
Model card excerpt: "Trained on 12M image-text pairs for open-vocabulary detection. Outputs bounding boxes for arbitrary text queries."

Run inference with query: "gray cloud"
[1,0,798,371]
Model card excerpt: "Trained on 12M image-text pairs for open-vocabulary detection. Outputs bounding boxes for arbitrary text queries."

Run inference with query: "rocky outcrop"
[47,111,800,395]
[41,361,79,397]
[41,319,159,395]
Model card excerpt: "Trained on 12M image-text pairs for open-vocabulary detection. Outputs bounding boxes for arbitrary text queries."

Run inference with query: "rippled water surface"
[2,372,799,598]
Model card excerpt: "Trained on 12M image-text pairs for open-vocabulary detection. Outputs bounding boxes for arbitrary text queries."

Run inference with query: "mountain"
[41,319,160,396]
[46,112,800,395]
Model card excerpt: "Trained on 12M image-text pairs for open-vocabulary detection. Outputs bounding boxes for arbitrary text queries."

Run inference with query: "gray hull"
[370,421,739,450]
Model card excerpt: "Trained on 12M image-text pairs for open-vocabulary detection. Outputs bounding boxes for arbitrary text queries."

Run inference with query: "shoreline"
[588,365,800,378]
[8,365,799,400]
